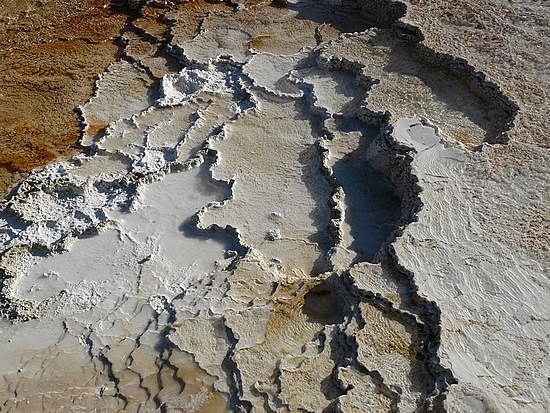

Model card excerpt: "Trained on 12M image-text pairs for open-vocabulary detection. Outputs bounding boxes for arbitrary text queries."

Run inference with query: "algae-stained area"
[0,0,548,412]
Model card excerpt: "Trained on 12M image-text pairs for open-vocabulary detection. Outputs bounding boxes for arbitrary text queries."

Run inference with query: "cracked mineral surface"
[0,0,548,412]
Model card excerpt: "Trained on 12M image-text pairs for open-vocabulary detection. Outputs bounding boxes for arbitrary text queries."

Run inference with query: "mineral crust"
[0,1,548,412]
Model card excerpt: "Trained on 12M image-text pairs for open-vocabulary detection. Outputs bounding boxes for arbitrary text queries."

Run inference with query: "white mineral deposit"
[0,0,547,412]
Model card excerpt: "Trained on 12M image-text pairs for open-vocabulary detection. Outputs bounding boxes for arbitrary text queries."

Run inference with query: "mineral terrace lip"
[0,0,548,412]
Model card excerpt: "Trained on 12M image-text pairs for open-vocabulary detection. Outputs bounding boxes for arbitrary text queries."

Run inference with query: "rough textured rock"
[0,0,548,412]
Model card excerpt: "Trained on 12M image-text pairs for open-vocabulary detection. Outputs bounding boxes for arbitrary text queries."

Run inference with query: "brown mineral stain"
[250,34,274,50]
[264,277,326,347]
[163,350,231,412]
[447,126,475,146]
[0,1,129,196]
[133,5,171,39]
[359,302,416,360]
[0,0,348,197]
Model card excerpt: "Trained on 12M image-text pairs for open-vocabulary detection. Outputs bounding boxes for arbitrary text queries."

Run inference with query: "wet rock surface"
[0,0,548,412]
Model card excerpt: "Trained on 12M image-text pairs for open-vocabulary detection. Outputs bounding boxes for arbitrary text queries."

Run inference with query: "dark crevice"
[97,351,130,409]
[333,134,401,263]
[385,248,457,410]
[222,323,252,412]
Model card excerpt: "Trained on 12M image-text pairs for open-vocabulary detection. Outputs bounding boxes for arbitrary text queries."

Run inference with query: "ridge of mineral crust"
[0,0,548,412]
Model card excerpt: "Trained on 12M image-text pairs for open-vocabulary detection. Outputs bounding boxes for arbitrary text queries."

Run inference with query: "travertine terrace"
[0,0,548,412]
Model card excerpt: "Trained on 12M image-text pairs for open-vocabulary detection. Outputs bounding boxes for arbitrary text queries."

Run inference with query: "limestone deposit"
[0,0,548,412]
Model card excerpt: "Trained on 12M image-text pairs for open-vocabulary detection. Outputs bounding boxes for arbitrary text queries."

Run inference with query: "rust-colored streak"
[0,1,128,196]
[249,34,274,50]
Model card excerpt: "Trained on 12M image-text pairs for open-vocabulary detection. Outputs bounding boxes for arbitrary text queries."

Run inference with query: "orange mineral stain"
[0,1,129,196]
